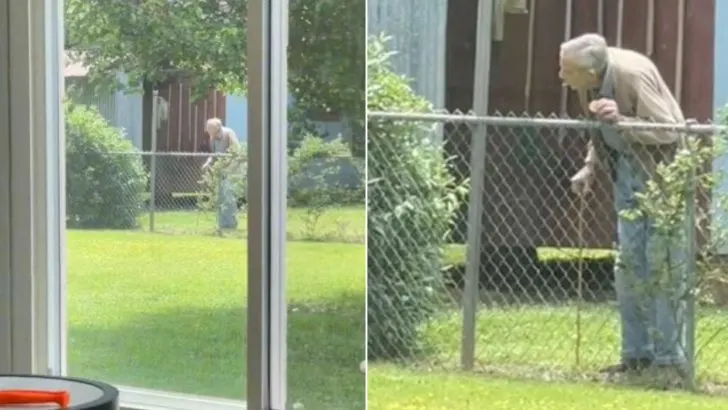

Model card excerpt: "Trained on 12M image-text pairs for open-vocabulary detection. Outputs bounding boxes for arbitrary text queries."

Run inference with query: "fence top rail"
[106,151,229,157]
[367,111,726,135]
[105,151,359,159]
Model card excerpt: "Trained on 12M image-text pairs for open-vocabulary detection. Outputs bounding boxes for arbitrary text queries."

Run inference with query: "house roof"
[64,51,89,77]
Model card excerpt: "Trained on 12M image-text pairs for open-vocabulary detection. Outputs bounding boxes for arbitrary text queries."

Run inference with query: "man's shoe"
[599,358,652,374]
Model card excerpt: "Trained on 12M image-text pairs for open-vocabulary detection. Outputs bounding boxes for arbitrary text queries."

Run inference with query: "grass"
[368,366,728,409]
[136,206,365,243]
[370,242,728,408]
[435,243,728,383]
[66,206,365,410]
[416,304,728,384]
[67,205,728,408]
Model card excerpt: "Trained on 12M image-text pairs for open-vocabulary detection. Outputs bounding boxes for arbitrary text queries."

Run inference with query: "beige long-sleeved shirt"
[204,126,240,169]
[577,47,684,176]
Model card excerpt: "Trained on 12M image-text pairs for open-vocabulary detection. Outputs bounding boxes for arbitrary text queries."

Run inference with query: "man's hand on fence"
[570,164,595,196]
[589,98,620,123]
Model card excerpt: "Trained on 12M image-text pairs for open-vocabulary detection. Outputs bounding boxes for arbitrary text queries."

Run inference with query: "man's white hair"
[206,117,223,129]
[560,33,609,73]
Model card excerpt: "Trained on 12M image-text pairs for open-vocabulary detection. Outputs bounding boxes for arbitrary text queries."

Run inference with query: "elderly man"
[560,33,686,377]
[203,118,240,230]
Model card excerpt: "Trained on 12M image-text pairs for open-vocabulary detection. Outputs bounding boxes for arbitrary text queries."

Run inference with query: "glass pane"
[285,0,366,408]
[366,0,452,408]
[64,0,247,400]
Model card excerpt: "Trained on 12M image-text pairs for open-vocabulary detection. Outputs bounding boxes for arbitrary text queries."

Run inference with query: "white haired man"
[203,118,240,229]
[560,33,686,378]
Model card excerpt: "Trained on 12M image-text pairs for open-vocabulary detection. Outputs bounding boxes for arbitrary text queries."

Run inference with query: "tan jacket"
[577,47,684,177]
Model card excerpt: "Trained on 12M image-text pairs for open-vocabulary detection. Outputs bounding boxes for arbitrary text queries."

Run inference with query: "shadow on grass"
[68,292,365,410]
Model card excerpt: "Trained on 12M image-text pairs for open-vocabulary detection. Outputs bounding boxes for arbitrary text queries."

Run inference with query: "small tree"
[197,143,248,232]
[617,114,728,389]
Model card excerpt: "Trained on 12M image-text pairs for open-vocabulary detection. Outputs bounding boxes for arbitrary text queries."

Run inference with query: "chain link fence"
[66,149,365,243]
[367,109,728,392]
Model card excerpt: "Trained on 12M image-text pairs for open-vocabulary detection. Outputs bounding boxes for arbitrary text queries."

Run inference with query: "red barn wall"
[153,81,227,202]
[157,82,227,153]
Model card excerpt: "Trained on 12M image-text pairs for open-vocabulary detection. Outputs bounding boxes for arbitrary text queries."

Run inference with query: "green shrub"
[288,134,364,208]
[65,102,148,229]
[366,35,467,360]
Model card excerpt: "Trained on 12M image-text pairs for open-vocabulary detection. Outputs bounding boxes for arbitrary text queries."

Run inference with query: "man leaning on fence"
[559,33,687,381]
[203,118,240,230]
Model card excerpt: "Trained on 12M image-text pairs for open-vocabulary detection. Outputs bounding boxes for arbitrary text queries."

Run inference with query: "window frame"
[0,0,12,374]
[246,0,289,407]
[0,0,57,377]
[2,0,290,409]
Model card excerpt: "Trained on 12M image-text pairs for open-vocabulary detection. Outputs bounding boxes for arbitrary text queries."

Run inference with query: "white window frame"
[0,0,13,375]
[0,0,57,377]
[246,0,289,407]
[1,0,289,409]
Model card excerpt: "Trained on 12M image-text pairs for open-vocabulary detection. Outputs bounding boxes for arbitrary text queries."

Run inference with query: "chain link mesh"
[70,150,365,242]
[367,110,728,392]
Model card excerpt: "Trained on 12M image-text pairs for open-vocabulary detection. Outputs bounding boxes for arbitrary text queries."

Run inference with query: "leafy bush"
[65,102,148,229]
[288,133,364,208]
[288,134,364,240]
[367,35,468,360]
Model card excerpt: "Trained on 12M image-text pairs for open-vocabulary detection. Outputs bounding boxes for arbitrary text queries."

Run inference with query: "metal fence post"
[149,89,158,232]
[461,0,494,370]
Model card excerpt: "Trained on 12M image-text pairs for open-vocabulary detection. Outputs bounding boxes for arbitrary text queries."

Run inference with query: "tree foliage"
[65,0,245,96]
[65,0,365,153]
[288,0,366,154]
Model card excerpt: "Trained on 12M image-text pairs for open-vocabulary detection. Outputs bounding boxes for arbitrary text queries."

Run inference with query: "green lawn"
[373,243,728,407]
[414,304,728,384]
[436,244,728,383]
[66,206,728,409]
[136,206,365,243]
[66,214,365,409]
[368,366,728,409]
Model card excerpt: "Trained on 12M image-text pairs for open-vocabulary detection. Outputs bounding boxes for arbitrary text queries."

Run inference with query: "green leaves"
[367,36,468,359]
[197,143,248,219]
[288,0,365,115]
[65,101,148,229]
[66,0,246,98]
[622,137,714,238]
[618,115,728,311]
[65,0,364,120]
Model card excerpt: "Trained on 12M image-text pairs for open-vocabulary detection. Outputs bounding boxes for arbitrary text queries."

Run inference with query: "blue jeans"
[218,178,238,229]
[613,163,687,366]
